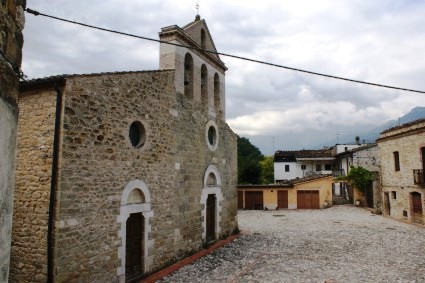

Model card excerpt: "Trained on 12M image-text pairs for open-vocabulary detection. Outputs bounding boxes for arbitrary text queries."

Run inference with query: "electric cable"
[25,8,425,94]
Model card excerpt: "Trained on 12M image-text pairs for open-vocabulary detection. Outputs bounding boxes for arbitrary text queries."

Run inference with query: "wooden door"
[297,190,320,209]
[277,190,288,209]
[206,194,216,242]
[245,191,263,210]
[238,191,244,209]
[384,192,391,215]
[311,191,320,209]
[126,213,144,282]
[412,192,423,224]
[365,181,374,208]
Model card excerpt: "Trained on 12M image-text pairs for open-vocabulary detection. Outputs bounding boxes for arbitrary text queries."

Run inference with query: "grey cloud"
[22,0,425,154]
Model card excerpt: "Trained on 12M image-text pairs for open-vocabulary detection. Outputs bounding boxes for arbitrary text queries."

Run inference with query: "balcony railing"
[413,169,425,186]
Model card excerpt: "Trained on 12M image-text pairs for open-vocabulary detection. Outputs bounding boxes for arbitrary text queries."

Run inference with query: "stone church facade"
[11,17,238,282]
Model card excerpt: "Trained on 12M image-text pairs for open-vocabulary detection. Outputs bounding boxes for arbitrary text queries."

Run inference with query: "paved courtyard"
[159,206,425,282]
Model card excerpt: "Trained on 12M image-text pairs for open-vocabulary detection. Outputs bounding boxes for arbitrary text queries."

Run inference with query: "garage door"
[245,191,263,210]
[277,190,288,209]
[297,190,320,209]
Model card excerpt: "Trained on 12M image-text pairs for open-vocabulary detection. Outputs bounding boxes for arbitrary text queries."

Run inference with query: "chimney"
[355,136,360,145]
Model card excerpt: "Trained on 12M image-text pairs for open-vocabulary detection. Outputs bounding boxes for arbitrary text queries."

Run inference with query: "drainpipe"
[48,83,64,283]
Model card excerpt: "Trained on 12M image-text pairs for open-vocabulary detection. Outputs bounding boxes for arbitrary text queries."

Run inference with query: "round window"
[129,121,146,148]
[208,126,216,146]
[205,121,219,151]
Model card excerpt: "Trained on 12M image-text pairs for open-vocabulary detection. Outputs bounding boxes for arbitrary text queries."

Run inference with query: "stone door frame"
[201,165,223,243]
[117,179,154,283]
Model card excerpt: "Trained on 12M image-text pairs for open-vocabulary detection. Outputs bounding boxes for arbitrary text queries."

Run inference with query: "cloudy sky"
[22,0,425,155]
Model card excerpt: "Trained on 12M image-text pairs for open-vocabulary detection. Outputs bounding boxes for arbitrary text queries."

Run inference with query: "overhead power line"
[25,8,425,94]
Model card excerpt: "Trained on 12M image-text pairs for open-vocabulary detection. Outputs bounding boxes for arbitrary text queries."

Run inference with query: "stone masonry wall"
[353,145,379,172]
[10,89,57,282]
[172,90,237,254]
[353,145,382,209]
[53,71,176,282]
[0,0,25,282]
[378,120,425,223]
[52,69,236,282]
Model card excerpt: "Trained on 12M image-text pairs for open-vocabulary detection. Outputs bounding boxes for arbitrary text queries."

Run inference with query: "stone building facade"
[11,17,238,282]
[0,1,25,282]
[377,119,425,224]
[352,144,381,210]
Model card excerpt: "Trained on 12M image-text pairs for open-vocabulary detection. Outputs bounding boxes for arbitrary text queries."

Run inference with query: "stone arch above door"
[203,164,221,187]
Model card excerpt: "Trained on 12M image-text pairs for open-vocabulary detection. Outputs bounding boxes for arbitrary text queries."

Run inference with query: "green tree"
[346,166,374,193]
[237,136,263,184]
[260,155,274,184]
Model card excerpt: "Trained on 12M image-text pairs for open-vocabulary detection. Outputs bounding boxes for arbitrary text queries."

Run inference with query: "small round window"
[129,121,146,148]
[205,121,219,151]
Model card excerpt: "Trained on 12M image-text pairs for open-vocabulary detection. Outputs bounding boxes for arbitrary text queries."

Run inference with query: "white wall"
[274,162,300,181]
[274,161,333,181]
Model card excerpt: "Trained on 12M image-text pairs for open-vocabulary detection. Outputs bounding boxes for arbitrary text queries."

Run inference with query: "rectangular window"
[316,164,322,171]
[393,151,400,171]
[285,165,290,172]
[392,191,397,199]
[301,164,306,170]
[325,164,332,171]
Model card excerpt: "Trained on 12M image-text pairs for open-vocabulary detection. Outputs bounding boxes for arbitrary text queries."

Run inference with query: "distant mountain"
[343,107,425,144]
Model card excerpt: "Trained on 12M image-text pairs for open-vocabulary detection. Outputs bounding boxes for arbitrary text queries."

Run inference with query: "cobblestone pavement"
[159,206,425,283]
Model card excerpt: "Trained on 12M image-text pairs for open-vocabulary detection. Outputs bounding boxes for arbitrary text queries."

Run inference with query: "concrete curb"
[141,233,241,282]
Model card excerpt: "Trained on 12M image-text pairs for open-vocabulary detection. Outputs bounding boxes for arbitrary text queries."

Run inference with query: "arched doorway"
[117,180,153,283]
[411,192,423,224]
[201,165,223,243]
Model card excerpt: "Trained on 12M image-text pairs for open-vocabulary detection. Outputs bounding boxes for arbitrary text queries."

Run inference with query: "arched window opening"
[214,73,220,111]
[201,64,208,105]
[127,189,145,204]
[201,29,206,49]
[207,172,217,186]
[184,53,194,99]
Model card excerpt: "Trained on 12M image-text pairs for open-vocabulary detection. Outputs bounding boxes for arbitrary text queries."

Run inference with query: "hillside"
[339,106,425,144]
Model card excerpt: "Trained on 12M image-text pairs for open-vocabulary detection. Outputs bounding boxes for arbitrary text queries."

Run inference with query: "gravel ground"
[159,206,425,283]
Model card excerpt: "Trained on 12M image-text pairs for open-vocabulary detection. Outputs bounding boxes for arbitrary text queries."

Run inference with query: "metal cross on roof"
[196,1,200,15]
